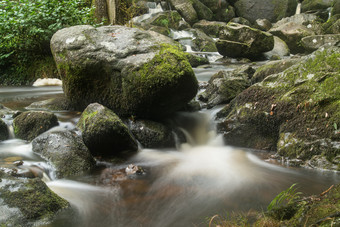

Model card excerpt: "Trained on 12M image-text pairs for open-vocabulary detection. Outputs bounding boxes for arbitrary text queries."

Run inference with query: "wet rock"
[0,118,8,141]
[133,11,183,32]
[198,65,254,108]
[323,14,340,34]
[129,119,176,148]
[269,14,322,53]
[32,129,96,178]
[76,103,138,157]
[263,36,291,60]
[229,17,251,26]
[254,19,272,31]
[184,53,210,68]
[192,20,227,38]
[0,171,69,226]
[0,103,16,118]
[192,0,213,21]
[301,34,340,52]
[214,5,235,22]
[99,164,145,186]
[26,96,73,111]
[51,25,198,118]
[216,22,274,59]
[168,0,198,25]
[189,28,217,52]
[251,58,301,84]
[234,0,297,24]
[13,111,59,141]
[217,47,340,170]
[332,0,340,16]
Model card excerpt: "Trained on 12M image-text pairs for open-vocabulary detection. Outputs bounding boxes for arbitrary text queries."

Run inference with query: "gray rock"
[32,129,96,178]
[193,20,227,38]
[129,119,176,148]
[301,0,333,13]
[192,0,214,21]
[234,0,298,23]
[229,17,252,26]
[0,171,69,225]
[301,34,340,52]
[216,22,274,58]
[264,36,290,59]
[189,28,218,52]
[169,0,198,25]
[51,25,198,118]
[76,103,138,157]
[198,65,254,108]
[13,111,59,141]
[254,19,272,31]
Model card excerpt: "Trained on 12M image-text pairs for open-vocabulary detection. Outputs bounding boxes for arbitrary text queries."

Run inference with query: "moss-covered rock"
[217,47,340,169]
[168,0,198,25]
[192,0,213,21]
[32,129,96,178]
[301,0,334,13]
[129,119,177,148]
[184,53,210,67]
[13,111,59,141]
[0,118,8,141]
[51,25,198,118]
[192,20,227,38]
[189,28,218,52]
[0,171,69,225]
[301,34,340,52]
[216,22,274,58]
[76,103,138,157]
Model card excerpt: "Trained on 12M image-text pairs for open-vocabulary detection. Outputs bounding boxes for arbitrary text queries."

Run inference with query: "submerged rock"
[0,171,69,226]
[13,111,59,141]
[217,47,340,170]
[51,25,198,118]
[76,103,138,157]
[216,22,274,59]
[32,129,96,178]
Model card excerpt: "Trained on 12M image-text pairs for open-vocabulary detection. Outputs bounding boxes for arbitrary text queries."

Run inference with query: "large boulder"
[234,0,298,24]
[51,25,198,118]
[269,14,321,53]
[216,22,274,58]
[189,28,218,52]
[32,129,96,178]
[301,34,340,52]
[217,47,340,170]
[198,65,254,108]
[0,118,8,141]
[13,111,59,141]
[193,20,227,38]
[0,171,69,226]
[76,103,138,157]
[192,0,214,21]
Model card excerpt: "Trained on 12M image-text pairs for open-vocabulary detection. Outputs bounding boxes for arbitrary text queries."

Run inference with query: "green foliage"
[0,0,96,83]
[267,183,302,211]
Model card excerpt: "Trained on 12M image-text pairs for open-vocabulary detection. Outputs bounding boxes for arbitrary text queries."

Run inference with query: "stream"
[1,63,339,226]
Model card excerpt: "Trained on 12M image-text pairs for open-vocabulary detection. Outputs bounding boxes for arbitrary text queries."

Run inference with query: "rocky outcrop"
[51,25,198,118]
[76,103,138,157]
[13,111,59,141]
[234,0,297,24]
[217,47,340,170]
[32,129,96,178]
[0,171,69,226]
[216,22,274,59]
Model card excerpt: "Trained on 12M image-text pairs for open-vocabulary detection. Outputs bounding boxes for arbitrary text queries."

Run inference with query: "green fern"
[267,183,302,211]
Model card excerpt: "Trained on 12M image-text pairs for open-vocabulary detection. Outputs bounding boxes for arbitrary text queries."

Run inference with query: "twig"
[320,185,334,197]
[209,214,220,227]
[314,212,340,225]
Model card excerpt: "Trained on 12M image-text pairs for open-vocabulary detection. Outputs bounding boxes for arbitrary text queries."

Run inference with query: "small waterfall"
[132,3,163,24]
[295,3,301,15]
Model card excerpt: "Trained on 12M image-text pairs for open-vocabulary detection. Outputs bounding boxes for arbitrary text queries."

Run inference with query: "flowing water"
[0,68,339,226]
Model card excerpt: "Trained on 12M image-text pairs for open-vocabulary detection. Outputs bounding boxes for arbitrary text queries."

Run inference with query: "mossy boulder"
[198,65,254,108]
[217,47,340,170]
[51,25,198,118]
[189,28,218,52]
[216,22,274,58]
[0,171,69,225]
[32,129,96,178]
[192,0,213,21]
[13,111,59,141]
[0,118,8,141]
[301,0,333,13]
[76,103,138,157]
[332,0,340,16]
[234,0,297,24]
[129,119,177,148]
[323,15,340,34]
[192,20,227,38]
[185,53,210,67]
